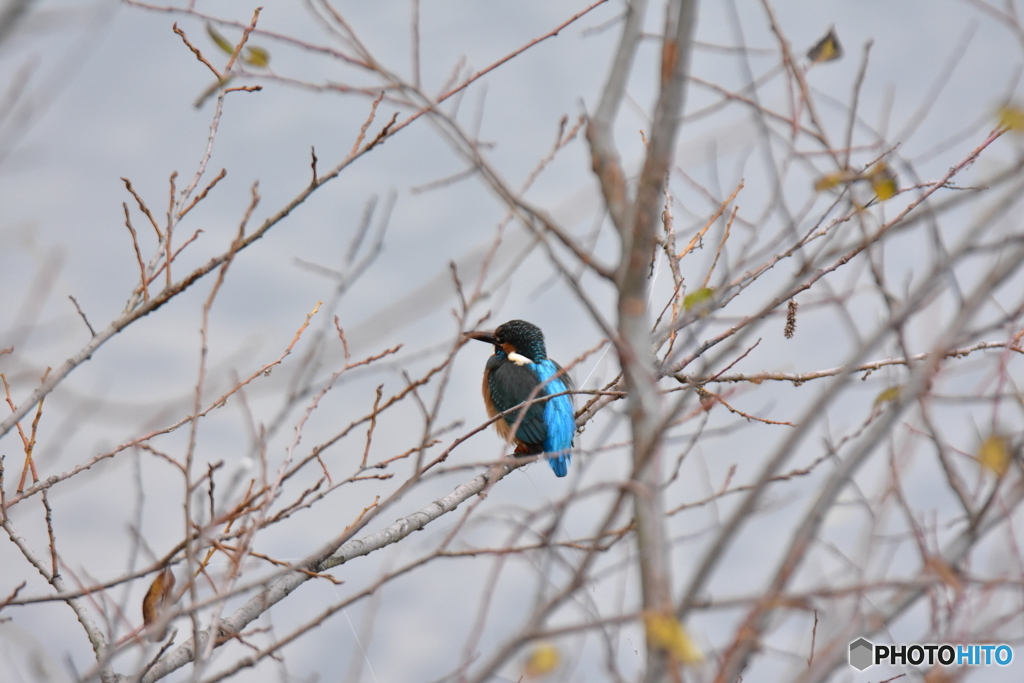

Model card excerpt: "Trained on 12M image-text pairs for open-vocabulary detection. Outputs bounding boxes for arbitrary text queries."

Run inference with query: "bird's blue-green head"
[466,319,548,362]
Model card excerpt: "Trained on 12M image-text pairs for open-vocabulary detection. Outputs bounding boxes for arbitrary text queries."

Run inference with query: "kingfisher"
[466,320,575,477]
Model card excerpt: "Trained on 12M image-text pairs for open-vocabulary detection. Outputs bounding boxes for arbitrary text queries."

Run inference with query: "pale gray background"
[1,1,1022,681]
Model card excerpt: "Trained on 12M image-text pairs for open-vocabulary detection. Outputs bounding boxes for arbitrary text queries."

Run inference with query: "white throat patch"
[507,352,533,366]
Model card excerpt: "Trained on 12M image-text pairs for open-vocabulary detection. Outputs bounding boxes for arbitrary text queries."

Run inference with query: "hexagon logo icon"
[849,638,873,671]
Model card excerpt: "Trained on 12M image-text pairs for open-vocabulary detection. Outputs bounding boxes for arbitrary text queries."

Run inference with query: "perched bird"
[466,320,575,477]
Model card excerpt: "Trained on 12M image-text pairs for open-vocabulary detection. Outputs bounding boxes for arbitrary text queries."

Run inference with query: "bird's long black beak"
[465,330,497,345]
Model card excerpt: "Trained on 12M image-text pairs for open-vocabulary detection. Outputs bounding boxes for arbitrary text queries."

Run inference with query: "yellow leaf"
[523,643,560,677]
[873,177,898,200]
[998,104,1024,132]
[814,169,858,192]
[865,162,898,201]
[873,385,901,407]
[978,434,1011,476]
[807,28,843,63]
[207,23,235,55]
[683,287,714,311]
[814,172,845,192]
[243,46,271,68]
[644,613,703,664]
[924,556,964,594]
[924,668,959,683]
[142,567,176,641]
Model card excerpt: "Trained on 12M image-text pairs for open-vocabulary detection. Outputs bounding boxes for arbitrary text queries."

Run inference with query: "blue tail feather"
[548,453,570,477]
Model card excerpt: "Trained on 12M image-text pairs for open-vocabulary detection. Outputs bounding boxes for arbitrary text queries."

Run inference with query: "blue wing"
[486,356,549,447]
